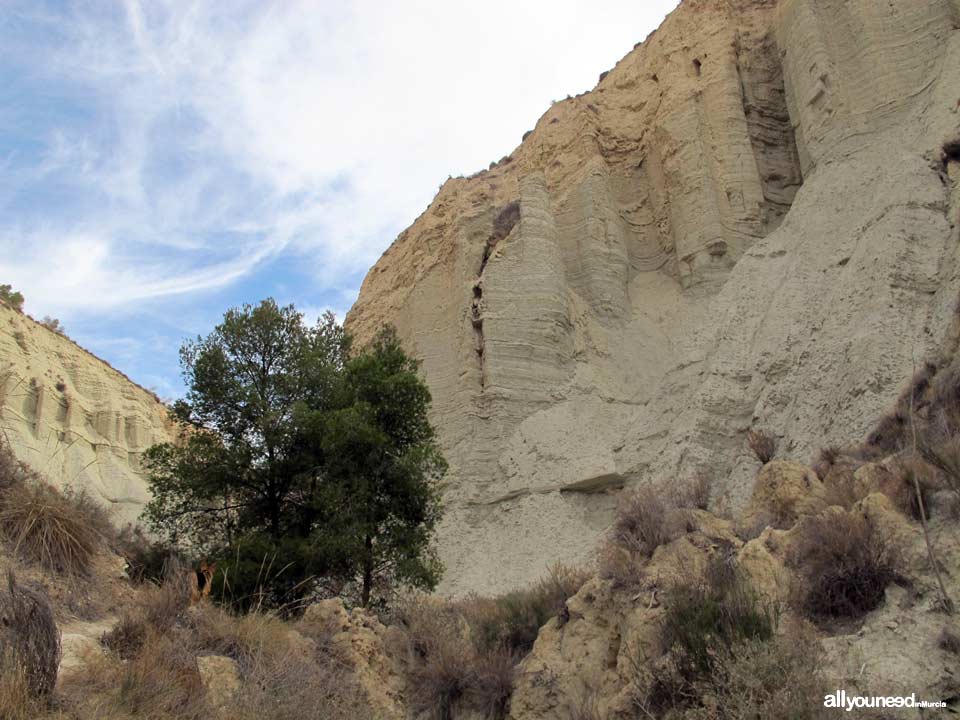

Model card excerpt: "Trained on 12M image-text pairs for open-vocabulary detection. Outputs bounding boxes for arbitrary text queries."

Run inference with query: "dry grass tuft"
[746,429,776,464]
[466,645,517,720]
[226,651,357,720]
[677,473,713,511]
[684,625,829,720]
[62,631,210,720]
[788,512,900,621]
[0,572,61,700]
[0,482,105,575]
[0,441,113,576]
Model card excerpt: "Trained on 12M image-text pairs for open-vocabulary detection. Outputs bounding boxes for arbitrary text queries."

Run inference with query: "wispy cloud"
[0,0,677,391]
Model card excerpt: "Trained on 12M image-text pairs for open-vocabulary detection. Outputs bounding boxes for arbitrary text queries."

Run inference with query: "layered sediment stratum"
[0,305,177,525]
[346,0,960,595]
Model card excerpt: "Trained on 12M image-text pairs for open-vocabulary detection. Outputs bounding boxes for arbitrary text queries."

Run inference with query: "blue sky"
[0,0,677,400]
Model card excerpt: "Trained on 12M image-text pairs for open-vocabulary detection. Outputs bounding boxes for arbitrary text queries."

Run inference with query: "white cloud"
[0,0,679,319]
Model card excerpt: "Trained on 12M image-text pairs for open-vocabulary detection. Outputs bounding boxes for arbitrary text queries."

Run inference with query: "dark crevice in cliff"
[471,201,521,392]
[734,34,804,234]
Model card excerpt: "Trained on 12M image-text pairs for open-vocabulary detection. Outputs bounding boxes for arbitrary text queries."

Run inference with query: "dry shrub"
[865,412,909,455]
[677,473,712,511]
[115,524,179,584]
[684,626,828,720]
[0,572,61,699]
[62,631,209,720]
[567,686,603,720]
[398,574,584,720]
[598,542,644,590]
[812,446,842,481]
[601,481,714,589]
[885,456,938,520]
[611,486,674,558]
[0,656,43,720]
[466,645,517,720]
[0,441,30,493]
[0,482,106,575]
[821,460,860,509]
[102,559,193,658]
[629,562,778,717]
[462,563,590,656]
[402,604,474,720]
[916,403,960,505]
[661,560,776,678]
[788,512,900,621]
[0,440,115,576]
[189,606,294,673]
[746,429,776,464]
[225,651,357,720]
[939,626,960,655]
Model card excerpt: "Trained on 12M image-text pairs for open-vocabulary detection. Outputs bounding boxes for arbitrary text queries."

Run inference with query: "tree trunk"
[361,535,374,607]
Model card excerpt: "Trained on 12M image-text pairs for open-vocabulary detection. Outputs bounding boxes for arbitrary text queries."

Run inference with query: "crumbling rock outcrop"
[0,305,177,525]
[346,0,960,594]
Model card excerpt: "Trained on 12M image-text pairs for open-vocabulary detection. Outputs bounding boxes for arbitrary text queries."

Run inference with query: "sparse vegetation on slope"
[0,441,111,576]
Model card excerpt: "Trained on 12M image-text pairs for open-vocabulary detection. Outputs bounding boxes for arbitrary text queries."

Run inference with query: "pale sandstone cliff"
[0,304,177,525]
[346,0,960,596]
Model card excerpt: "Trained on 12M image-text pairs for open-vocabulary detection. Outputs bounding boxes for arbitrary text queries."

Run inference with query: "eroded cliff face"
[0,305,177,526]
[346,0,960,595]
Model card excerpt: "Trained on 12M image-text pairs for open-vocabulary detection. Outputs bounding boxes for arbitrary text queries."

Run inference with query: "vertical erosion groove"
[472,201,520,391]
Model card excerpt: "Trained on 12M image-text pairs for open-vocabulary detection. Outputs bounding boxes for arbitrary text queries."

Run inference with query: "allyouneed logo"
[824,690,947,712]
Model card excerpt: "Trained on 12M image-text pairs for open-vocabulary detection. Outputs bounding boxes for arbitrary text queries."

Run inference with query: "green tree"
[0,284,24,312]
[142,300,445,609]
[315,326,446,606]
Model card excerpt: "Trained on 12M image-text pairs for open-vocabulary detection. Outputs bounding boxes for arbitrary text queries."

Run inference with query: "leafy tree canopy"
[143,299,445,609]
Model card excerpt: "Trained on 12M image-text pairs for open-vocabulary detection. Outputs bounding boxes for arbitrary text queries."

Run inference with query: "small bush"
[0,572,61,699]
[102,558,194,659]
[0,481,105,575]
[812,446,842,481]
[0,443,112,576]
[662,560,776,678]
[463,564,590,656]
[915,401,960,505]
[39,317,64,335]
[226,651,357,720]
[685,627,829,720]
[746,429,776,464]
[677,473,712,511]
[567,687,603,720]
[0,284,24,312]
[788,512,900,620]
[610,486,674,558]
[465,645,516,719]
[405,612,474,720]
[821,461,860,509]
[62,631,210,720]
[400,567,590,720]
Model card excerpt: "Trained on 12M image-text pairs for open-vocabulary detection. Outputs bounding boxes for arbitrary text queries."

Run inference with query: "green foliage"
[0,284,24,312]
[462,564,590,656]
[662,560,776,678]
[143,300,445,609]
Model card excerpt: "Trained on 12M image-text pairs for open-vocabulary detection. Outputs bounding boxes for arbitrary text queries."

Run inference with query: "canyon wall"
[0,305,178,526]
[347,0,960,595]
